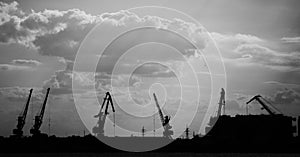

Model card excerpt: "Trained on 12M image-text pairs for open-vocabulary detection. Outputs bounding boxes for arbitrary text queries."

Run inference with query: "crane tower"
[153,93,173,139]
[93,92,115,137]
[12,88,33,137]
[30,88,50,136]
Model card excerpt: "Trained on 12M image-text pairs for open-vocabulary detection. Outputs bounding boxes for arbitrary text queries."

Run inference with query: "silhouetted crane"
[93,92,115,137]
[12,88,33,137]
[246,95,282,115]
[185,126,190,139]
[153,93,173,139]
[217,88,226,116]
[205,88,226,134]
[141,126,146,137]
[30,88,50,136]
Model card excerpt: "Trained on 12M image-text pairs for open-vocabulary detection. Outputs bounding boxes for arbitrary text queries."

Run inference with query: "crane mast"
[12,88,33,137]
[30,88,50,136]
[246,95,276,115]
[217,88,225,117]
[93,92,115,137]
[153,93,165,124]
[153,93,173,139]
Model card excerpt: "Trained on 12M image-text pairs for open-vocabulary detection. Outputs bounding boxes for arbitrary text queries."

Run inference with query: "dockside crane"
[204,88,226,134]
[217,88,226,116]
[153,93,173,139]
[246,95,282,115]
[12,88,33,137]
[30,88,50,136]
[93,92,115,137]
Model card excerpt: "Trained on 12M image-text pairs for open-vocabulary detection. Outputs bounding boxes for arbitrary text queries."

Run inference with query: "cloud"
[0,64,30,71]
[133,63,176,78]
[0,1,102,60]
[281,37,300,43]
[0,2,216,135]
[43,60,74,95]
[225,99,246,114]
[231,88,300,115]
[1,2,208,97]
[1,2,209,61]
[264,81,300,88]
[211,32,263,44]
[233,44,300,71]
[43,60,102,95]
[264,81,300,94]
[0,86,44,103]
[270,88,300,105]
[236,95,247,101]
[11,59,41,66]
[210,32,300,72]
[0,59,41,71]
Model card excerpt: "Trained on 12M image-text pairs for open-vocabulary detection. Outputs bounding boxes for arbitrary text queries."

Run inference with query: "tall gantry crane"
[12,88,33,137]
[217,88,226,116]
[30,88,50,136]
[93,92,115,137]
[205,88,225,134]
[246,95,282,115]
[153,93,173,139]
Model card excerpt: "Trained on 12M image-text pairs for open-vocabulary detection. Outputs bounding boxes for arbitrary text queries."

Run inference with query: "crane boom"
[153,93,165,125]
[39,88,50,120]
[30,88,50,135]
[153,93,173,139]
[22,89,33,119]
[246,95,276,115]
[12,88,33,136]
[217,88,225,116]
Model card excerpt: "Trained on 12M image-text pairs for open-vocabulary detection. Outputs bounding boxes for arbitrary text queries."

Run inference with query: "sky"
[0,0,300,137]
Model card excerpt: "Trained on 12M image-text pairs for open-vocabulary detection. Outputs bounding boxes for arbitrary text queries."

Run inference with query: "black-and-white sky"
[0,0,300,137]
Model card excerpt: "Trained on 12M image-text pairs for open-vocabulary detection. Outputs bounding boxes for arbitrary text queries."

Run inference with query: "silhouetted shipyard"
[1,88,299,153]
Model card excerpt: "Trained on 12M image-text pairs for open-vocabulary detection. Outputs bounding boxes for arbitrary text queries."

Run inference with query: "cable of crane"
[162,103,169,117]
[153,101,156,137]
[261,97,282,114]
[113,111,115,137]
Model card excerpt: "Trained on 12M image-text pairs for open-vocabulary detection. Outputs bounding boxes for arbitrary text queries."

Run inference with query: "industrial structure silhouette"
[1,87,299,153]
